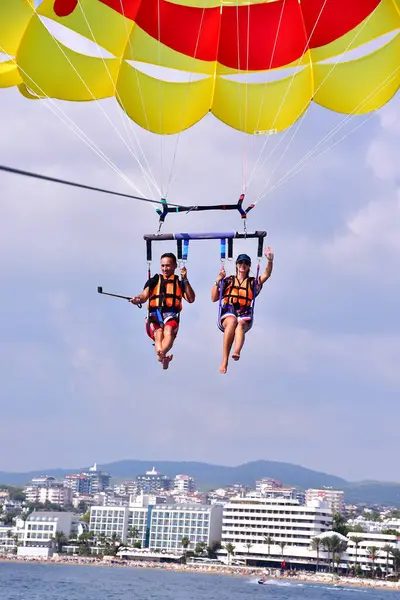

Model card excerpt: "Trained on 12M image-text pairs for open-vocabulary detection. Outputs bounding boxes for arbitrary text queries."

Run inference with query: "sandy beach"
[0,554,399,591]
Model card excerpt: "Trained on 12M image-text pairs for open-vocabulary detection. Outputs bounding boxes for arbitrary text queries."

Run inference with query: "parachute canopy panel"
[0,0,399,134]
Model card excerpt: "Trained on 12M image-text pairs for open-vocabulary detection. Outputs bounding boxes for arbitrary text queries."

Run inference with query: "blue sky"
[1,6,400,482]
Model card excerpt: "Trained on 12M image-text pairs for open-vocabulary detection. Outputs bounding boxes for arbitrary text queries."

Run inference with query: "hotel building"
[89,495,222,551]
[221,496,332,564]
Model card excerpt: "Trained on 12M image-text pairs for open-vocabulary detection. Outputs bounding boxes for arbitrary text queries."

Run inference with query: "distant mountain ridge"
[1,459,400,506]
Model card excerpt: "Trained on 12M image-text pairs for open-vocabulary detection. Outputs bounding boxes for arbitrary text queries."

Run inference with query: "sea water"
[0,563,395,600]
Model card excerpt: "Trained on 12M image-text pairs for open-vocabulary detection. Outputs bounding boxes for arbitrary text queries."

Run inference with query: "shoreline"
[0,555,399,591]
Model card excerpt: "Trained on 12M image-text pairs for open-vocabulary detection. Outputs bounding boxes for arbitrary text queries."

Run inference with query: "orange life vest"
[222,276,254,308]
[148,274,183,312]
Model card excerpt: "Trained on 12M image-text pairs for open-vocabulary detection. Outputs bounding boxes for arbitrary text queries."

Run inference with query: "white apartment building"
[305,489,345,515]
[346,532,399,573]
[149,504,222,553]
[114,482,137,496]
[18,511,79,558]
[221,496,332,564]
[0,527,16,553]
[26,485,73,506]
[174,475,196,493]
[24,476,73,507]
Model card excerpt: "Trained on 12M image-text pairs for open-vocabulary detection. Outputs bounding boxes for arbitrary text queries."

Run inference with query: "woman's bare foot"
[162,354,173,370]
[219,361,228,374]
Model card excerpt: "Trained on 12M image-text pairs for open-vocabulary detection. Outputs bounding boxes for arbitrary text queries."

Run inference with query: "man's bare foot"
[156,349,165,362]
[162,355,173,370]
[232,352,240,361]
[219,361,228,374]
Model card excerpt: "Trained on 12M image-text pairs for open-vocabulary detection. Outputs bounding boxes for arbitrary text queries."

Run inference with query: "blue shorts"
[220,304,252,322]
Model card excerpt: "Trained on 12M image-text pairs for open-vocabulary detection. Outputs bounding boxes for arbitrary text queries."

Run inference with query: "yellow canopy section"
[314,32,400,114]
[0,0,399,135]
[0,0,33,56]
[0,62,22,88]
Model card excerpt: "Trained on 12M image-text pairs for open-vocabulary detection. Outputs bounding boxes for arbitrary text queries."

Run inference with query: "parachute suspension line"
[164,2,208,200]
[261,64,400,200]
[0,49,147,199]
[156,0,165,198]
[247,0,287,182]
[234,0,246,190]
[117,0,161,196]
[118,0,168,209]
[247,0,330,191]
[253,29,397,207]
[166,2,218,197]
[241,2,251,193]
[41,15,158,201]
[251,6,379,204]
[78,1,161,200]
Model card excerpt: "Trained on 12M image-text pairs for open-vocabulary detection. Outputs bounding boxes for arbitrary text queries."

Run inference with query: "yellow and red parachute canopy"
[0,0,399,134]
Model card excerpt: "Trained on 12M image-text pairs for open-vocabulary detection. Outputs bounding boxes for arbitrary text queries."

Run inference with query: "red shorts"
[145,312,180,341]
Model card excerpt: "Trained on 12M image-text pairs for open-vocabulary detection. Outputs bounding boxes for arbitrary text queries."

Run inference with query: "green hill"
[1,459,399,506]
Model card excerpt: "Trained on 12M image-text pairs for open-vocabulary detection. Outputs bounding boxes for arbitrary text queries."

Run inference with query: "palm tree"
[322,537,333,572]
[6,529,13,549]
[322,535,346,573]
[278,541,286,568]
[181,536,190,560]
[195,541,207,555]
[390,548,400,575]
[264,535,273,558]
[382,544,394,575]
[333,537,347,574]
[349,535,363,570]
[367,546,380,577]
[207,541,221,559]
[224,542,236,565]
[52,531,68,553]
[128,526,139,546]
[311,537,322,572]
[245,541,252,565]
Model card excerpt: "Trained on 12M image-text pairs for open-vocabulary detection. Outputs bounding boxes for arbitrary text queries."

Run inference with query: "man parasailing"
[130,253,195,370]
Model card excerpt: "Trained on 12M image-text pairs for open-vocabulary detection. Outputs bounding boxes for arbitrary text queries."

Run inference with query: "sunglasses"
[237,260,251,266]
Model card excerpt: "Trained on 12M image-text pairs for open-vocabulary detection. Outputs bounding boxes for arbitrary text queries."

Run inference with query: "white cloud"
[1,73,400,482]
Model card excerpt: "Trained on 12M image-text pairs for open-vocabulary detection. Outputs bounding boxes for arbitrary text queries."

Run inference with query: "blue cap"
[236,253,251,265]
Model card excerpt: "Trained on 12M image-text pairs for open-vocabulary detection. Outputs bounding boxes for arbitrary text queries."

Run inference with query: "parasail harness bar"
[144,230,266,263]
[156,194,255,229]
